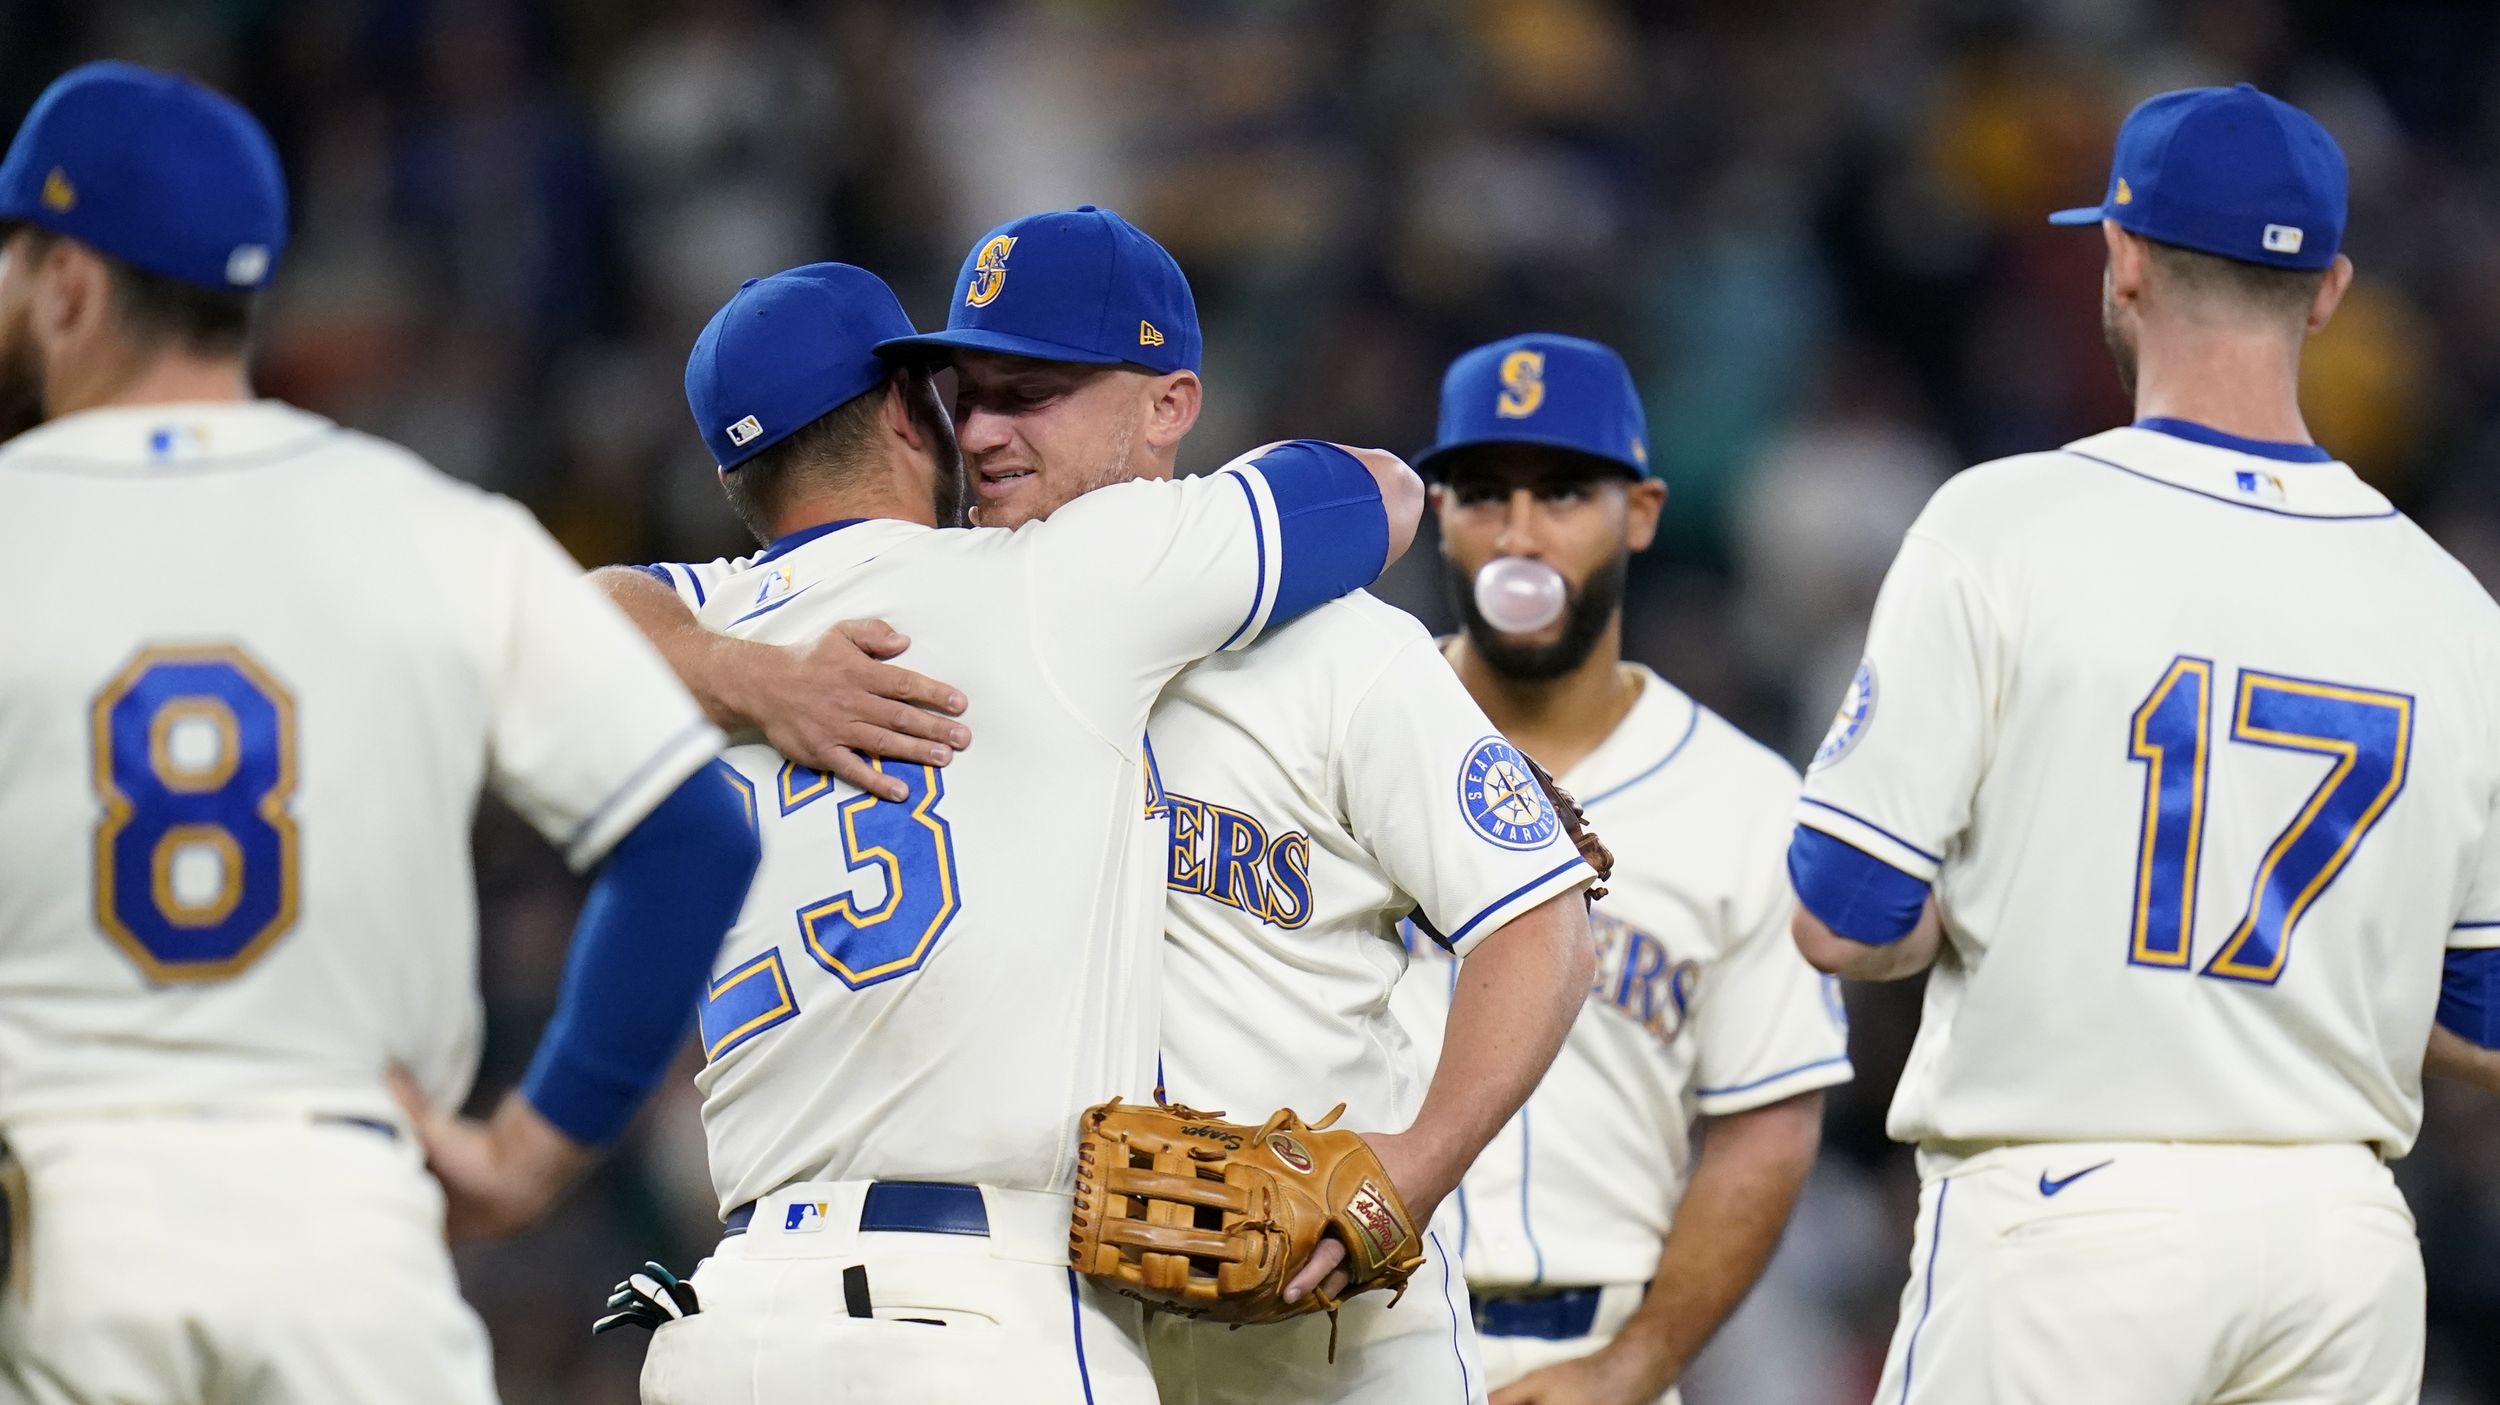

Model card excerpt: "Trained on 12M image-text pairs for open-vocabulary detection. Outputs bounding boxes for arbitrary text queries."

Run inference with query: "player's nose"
[955,405,1016,457]
[1492,488,1546,556]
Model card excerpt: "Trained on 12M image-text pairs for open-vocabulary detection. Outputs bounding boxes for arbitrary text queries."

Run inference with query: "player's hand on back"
[392,1071,597,1242]
[1486,1349,1662,1405]
[743,620,973,803]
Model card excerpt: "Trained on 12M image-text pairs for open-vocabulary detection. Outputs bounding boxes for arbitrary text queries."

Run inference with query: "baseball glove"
[1069,1099,1423,1349]
[1522,751,1614,897]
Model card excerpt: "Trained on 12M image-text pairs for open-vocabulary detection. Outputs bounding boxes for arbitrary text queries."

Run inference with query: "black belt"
[1473,1284,1612,1339]
[722,1181,988,1239]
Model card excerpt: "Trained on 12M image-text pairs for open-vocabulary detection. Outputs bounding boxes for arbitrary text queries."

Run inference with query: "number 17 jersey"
[1796,423,2500,1159]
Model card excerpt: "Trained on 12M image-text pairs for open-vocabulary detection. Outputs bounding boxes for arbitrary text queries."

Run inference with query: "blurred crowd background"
[15,0,2500,1399]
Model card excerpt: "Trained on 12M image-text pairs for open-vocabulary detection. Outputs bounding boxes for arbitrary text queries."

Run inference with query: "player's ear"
[883,369,926,451]
[2103,220,2148,308]
[1141,370,1201,452]
[2307,254,2355,336]
[1622,477,1667,553]
[28,237,103,354]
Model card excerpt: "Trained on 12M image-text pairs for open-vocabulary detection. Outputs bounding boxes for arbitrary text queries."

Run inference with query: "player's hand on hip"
[743,620,971,803]
[1281,1126,1454,1305]
[391,1071,596,1242]
[1488,1347,1664,1405]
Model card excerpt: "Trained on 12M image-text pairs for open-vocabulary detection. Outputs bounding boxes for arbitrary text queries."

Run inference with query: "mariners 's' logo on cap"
[1496,348,1545,419]
[1459,737,1560,850]
[965,234,1017,308]
[40,168,74,212]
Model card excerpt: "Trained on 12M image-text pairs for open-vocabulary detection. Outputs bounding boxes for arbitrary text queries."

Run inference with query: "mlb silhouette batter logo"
[1458,737,1559,850]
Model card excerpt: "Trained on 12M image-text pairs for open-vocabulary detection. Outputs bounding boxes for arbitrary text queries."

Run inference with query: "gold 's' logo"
[1139,320,1164,347]
[964,235,1017,308]
[41,168,74,212]
[2114,177,2134,206]
[1495,348,1545,419]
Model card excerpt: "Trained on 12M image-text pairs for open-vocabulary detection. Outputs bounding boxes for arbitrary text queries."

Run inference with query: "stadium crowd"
[11,0,2500,1398]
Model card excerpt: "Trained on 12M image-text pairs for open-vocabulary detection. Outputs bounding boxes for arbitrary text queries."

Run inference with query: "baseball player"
[1389,334,1851,1405]
[580,259,1428,1404]
[0,64,760,1405]
[605,208,1603,1404]
[1790,84,2500,1404]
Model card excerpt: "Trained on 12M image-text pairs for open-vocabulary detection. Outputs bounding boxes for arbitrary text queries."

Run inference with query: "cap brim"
[2046,206,2109,226]
[873,327,1127,366]
[1413,434,1647,482]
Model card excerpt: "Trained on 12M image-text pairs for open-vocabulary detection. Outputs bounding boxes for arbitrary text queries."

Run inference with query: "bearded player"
[602,208,1602,1403]
[1389,335,1849,1405]
[1792,85,2500,1403]
[0,64,759,1405]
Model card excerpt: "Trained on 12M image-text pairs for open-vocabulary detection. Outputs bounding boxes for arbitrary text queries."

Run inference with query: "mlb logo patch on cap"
[726,415,764,447]
[2262,224,2304,255]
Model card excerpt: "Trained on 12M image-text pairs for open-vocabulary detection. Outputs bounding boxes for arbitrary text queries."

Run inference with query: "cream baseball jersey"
[1794,421,2500,1159]
[1145,594,1600,1133]
[0,401,723,1128]
[645,453,1385,1212]
[1393,667,1850,1288]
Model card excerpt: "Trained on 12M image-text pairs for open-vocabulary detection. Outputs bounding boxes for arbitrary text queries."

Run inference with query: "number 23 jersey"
[1796,423,2500,1157]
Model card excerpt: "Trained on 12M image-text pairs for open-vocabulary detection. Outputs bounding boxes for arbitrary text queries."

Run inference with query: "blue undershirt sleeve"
[1238,440,1389,626]
[1787,825,1932,947]
[2438,947,2500,1051]
[520,764,760,1144]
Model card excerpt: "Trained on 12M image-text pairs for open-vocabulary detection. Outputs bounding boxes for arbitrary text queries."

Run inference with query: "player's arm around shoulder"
[586,561,970,804]
[1017,440,1422,748]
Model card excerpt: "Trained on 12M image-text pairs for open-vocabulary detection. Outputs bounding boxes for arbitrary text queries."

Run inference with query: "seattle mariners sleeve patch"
[1458,737,1561,850]
[1811,659,1878,770]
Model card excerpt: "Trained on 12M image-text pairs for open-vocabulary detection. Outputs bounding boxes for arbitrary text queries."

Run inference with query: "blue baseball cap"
[686,263,919,470]
[1415,333,1650,480]
[0,62,287,291]
[875,206,1200,374]
[2049,83,2345,271]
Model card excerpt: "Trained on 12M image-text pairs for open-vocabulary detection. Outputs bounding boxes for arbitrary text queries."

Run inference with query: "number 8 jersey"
[0,402,725,1129]
[1794,421,2500,1160]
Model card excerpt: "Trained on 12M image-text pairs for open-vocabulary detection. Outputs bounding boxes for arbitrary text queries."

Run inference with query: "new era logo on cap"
[2047,84,2345,271]
[1139,320,1164,347]
[725,415,763,447]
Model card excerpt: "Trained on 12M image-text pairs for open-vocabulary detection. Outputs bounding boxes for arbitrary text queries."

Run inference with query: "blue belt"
[1473,1285,1608,1340]
[721,1181,989,1239]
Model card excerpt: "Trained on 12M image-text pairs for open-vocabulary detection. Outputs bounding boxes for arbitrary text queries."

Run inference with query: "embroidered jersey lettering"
[0,402,721,1129]
[1149,595,1597,1133]
[1796,426,2500,1158]
[655,464,1314,1211]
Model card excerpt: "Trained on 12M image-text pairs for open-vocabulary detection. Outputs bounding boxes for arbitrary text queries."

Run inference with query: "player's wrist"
[494,1093,598,1189]
[695,633,782,733]
[1590,1326,1685,1398]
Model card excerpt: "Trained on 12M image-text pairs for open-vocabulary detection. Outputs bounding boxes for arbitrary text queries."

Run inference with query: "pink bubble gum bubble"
[1473,556,1567,633]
